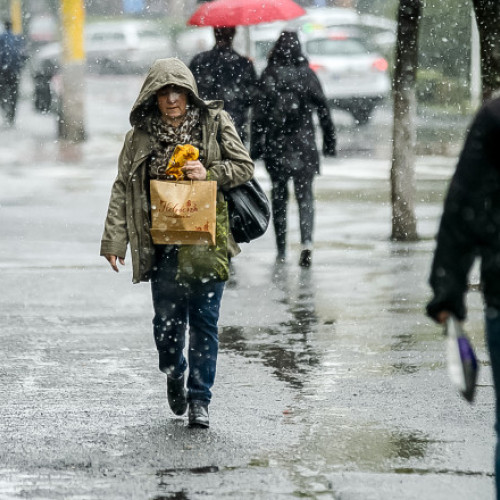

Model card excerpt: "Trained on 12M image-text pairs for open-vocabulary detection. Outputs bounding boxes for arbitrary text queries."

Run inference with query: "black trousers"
[269,173,315,255]
[0,72,20,125]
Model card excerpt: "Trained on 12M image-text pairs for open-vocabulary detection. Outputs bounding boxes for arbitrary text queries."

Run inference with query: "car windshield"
[305,38,368,56]
[138,29,163,39]
[88,32,126,42]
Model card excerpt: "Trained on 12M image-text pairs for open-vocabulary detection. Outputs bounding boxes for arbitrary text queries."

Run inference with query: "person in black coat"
[251,30,336,267]
[427,96,500,500]
[0,20,27,126]
[189,27,257,142]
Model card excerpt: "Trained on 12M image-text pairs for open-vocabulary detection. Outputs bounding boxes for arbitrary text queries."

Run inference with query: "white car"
[300,30,391,124]
[175,26,214,64]
[31,20,173,76]
[286,6,396,57]
[84,21,173,73]
[242,25,391,124]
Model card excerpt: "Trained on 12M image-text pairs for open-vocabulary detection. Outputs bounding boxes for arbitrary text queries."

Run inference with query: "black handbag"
[224,178,271,243]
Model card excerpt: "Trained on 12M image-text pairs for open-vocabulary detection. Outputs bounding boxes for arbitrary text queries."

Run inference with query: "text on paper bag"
[154,199,202,217]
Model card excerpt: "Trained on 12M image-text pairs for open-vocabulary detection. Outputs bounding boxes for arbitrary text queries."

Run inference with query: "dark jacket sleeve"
[250,74,269,160]
[426,182,478,321]
[307,69,336,156]
[243,59,258,107]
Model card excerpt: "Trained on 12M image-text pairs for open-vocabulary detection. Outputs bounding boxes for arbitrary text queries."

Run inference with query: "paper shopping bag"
[150,180,217,245]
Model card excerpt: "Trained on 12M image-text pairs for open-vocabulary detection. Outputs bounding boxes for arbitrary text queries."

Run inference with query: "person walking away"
[0,20,27,126]
[426,95,500,499]
[251,30,336,267]
[100,58,254,428]
[189,27,257,142]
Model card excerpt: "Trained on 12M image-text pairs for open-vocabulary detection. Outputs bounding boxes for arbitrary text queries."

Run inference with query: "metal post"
[59,0,86,143]
[10,0,22,34]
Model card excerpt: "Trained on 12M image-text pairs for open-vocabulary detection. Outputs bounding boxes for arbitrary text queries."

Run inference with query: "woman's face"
[157,85,188,124]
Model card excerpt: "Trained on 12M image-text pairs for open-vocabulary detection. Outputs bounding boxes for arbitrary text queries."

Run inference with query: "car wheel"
[351,104,374,125]
[95,58,119,75]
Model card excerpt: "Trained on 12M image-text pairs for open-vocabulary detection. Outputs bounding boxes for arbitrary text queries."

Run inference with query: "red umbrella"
[187,0,306,27]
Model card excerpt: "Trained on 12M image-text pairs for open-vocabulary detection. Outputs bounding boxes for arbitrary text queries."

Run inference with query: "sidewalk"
[0,79,495,500]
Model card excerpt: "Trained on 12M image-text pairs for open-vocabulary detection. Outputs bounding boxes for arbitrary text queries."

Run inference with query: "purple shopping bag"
[445,315,479,403]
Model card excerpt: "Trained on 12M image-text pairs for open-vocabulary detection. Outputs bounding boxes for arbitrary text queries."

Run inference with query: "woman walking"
[251,31,336,267]
[100,58,254,428]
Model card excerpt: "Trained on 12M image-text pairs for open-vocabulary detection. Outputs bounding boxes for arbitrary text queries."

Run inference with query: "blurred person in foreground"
[251,31,336,268]
[426,95,500,499]
[189,27,257,142]
[100,58,254,428]
[0,20,27,126]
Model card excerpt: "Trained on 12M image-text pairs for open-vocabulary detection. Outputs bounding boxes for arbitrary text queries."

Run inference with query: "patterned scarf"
[149,106,202,179]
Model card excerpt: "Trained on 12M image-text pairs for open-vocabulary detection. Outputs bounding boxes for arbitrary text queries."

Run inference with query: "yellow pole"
[10,0,22,34]
[59,0,86,144]
[61,0,85,63]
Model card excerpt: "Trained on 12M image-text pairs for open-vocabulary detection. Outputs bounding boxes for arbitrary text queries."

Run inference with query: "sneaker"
[167,374,187,416]
[299,249,312,268]
[188,401,209,428]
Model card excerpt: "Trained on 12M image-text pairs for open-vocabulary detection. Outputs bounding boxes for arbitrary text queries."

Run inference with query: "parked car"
[285,6,396,57]
[31,20,173,76]
[242,25,391,124]
[84,21,173,73]
[31,20,173,113]
[175,26,214,64]
[300,30,391,124]
[28,14,58,49]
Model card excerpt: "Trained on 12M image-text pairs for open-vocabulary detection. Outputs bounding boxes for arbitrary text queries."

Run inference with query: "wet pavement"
[0,75,495,499]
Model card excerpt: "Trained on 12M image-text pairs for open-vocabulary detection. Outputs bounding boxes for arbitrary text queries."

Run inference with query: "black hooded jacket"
[189,46,257,140]
[250,32,336,179]
[427,96,500,320]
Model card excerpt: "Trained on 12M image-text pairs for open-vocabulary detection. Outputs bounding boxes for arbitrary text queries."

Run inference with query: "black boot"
[167,374,187,416]
[188,401,209,428]
[299,249,312,268]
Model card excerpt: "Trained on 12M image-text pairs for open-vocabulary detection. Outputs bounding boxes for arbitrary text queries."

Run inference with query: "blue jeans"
[486,307,500,499]
[151,246,225,404]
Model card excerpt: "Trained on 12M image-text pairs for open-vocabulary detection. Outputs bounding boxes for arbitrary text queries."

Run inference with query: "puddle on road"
[154,465,220,499]
[393,467,494,477]
[157,466,219,477]
[152,492,189,500]
[221,266,325,389]
[220,260,437,388]
[220,324,320,389]
[219,241,489,497]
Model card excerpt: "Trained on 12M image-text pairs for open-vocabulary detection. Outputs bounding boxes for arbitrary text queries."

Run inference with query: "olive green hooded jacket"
[100,58,254,283]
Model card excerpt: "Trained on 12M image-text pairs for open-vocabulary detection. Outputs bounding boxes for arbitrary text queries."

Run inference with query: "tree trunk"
[390,0,421,241]
[472,0,500,100]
